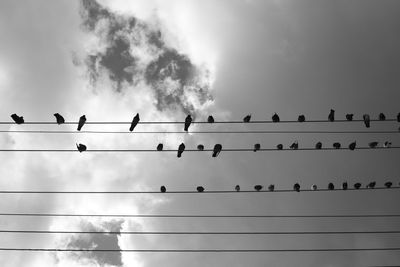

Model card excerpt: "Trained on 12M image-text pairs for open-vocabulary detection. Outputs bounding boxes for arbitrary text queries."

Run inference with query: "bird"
[354,183,361,189]
[384,182,392,188]
[212,144,222,157]
[293,183,300,192]
[315,142,322,149]
[333,142,341,149]
[368,142,378,148]
[129,113,140,131]
[253,143,261,152]
[160,186,166,193]
[345,114,353,121]
[383,141,392,148]
[363,114,370,128]
[54,113,65,124]
[77,115,86,131]
[243,114,251,122]
[197,186,204,192]
[298,115,305,122]
[268,184,275,191]
[10,114,24,124]
[177,143,185,158]
[157,143,163,151]
[76,143,87,152]
[184,115,192,131]
[349,141,356,151]
[276,144,283,150]
[272,113,280,122]
[235,185,240,192]
[290,141,298,150]
[379,113,386,121]
[311,184,317,191]
[397,112,400,122]
[328,109,335,122]
[328,183,334,190]
[254,185,263,191]
[367,182,376,189]
[197,144,204,151]
[207,115,214,123]
[342,182,348,190]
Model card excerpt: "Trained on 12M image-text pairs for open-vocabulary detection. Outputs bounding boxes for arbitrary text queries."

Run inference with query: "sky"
[0,0,400,266]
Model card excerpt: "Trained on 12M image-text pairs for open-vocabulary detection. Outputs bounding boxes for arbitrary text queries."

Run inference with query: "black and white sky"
[0,0,400,266]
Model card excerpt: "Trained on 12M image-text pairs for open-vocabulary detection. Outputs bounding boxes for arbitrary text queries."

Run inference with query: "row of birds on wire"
[75,140,393,156]
[159,181,397,193]
[8,110,400,131]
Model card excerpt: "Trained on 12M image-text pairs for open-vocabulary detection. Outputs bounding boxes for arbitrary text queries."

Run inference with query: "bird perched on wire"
[311,184,317,191]
[328,183,334,190]
[268,184,275,191]
[290,141,298,150]
[243,114,251,123]
[298,115,305,122]
[333,142,341,149]
[383,141,392,148]
[11,114,24,124]
[379,113,386,121]
[293,183,300,192]
[368,142,378,148]
[54,113,65,124]
[197,186,204,192]
[197,144,204,151]
[160,186,166,193]
[76,143,87,152]
[272,113,280,122]
[363,114,370,128]
[315,142,322,150]
[349,141,356,151]
[328,109,335,122]
[129,113,140,132]
[212,144,222,157]
[367,182,376,189]
[157,143,163,151]
[254,185,263,191]
[77,115,86,131]
[345,114,353,121]
[276,144,283,150]
[342,182,348,190]
[253,143,261,152]
[184,115,192,131]
[207,115,214,123]
[235,185,240,192]
[384,182,392,188]
[177,143,185,158]
[354,183,361,189]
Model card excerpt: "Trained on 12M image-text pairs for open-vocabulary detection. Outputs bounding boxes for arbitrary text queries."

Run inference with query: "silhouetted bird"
[315,142,322,149]
[160,186,166,193]
[54,113,65,124]
[197,144,204,151]
[276,144,283,150]
[345,114,353,121]
[157,143,163,151]
[328,109,335,122]
[328,183,334,190]
[367,182,376,189]
[379,113,386,121]
[349,141,356,151]
[384,182,392,188]
[342,182,348,190]
[254,185,263,191]
[197,186,204,192]
[298,115,305,122]
[253,143,261,152]
[293,183,300,192]
[368,142,378,148]
[76,143,87,152]
[207,115,214,123]
[272,113,280,122]
[311,184,317,191]
[268,184,275,191]
[129,113,140,132]
[184,115,192,131]
[384,141,392,148]
[363,114,370,128]
[11,114,24,124]
[177,143,185,158]
[354,183,361,189]
[243,115,251,123]
[333,142,341,149]
[235,185,240,192]
[290,141,298,150]
[397,112,400,122]
[212,144,222,157]
[77,115,86,131]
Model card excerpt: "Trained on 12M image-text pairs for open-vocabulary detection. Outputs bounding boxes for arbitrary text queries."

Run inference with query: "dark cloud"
[79,0,213,114]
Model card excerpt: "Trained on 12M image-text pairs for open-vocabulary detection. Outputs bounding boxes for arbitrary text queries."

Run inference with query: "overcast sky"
[0,0,400,266]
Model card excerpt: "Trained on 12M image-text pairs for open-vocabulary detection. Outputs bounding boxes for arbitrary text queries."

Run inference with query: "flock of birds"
[159,181,398,193]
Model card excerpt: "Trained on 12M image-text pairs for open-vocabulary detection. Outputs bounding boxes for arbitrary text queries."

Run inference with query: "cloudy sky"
[0,0,400,266]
